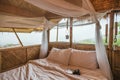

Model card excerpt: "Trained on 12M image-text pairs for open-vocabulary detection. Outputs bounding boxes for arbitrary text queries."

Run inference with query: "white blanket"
[0,59,107,80]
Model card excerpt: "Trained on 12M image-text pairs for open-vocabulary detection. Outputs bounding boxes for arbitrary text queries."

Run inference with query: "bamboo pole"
[115,22,118,36]
[108,11,114,67]
[47,29,50,44]
[56,25,58,42]
[47,29,50,52]
[105,24,108,43]
[0,52,1,72]
[70,17,73,48]
[114,22,118,42]
[12,28,23,47]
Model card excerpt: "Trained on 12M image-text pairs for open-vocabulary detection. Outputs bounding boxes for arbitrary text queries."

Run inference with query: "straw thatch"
[0,47,26,72]
[0,45,40,72]
[26,46,40,60]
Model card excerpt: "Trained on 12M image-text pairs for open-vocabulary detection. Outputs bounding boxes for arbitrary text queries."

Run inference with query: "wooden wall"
[90,0,120,12]
[0,51,1,72]
[0,45,40,72]
[112,48,120,80]
[49,42,95,50]
[0,42,120,80]
[0,43,96,72]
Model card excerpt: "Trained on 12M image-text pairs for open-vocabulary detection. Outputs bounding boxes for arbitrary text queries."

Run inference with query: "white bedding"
[0,59,107,80]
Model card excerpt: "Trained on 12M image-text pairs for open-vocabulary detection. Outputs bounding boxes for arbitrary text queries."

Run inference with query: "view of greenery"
[78,39,95,44]
[0,44,20,48]
[114,22,120,46]
[77,37,107,45]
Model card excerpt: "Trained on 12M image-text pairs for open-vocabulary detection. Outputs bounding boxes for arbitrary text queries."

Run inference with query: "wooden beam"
[0,52,1,73]
[70,17,73,48]
[105,24,108,43]
[108,11,114,67]
[47,29,50,45]
[47,29,50,52]
[56,25,59,42]
[12,28,23,47]
[0,4,40,17]
[108,11,114,50]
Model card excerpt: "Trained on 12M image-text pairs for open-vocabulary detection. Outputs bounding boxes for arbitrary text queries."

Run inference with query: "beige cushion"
[69,49,98,69]
[47,48,71,65]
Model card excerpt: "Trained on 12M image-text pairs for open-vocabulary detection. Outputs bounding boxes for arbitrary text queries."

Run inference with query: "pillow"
[47,48,71,65]
[69,49,98,69]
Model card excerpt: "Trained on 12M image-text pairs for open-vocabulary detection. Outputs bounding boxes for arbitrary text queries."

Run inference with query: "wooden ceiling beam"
[0,4,41,17]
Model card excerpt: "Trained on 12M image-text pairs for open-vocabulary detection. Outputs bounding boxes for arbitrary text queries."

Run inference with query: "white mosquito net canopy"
[0,14,56,29]
[24,0,113,80]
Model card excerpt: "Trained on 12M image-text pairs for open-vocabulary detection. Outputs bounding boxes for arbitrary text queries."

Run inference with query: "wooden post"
[47,29,50,44]
[70,17,73,48]
[108,11,114,67]
[56,25,58,42]
[0,52,1,72]
[47,29,50,52]
[12,28,23,47]
[105,24,108,43]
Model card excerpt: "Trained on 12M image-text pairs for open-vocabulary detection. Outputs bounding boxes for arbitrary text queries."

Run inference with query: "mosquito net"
[24,0,113,80]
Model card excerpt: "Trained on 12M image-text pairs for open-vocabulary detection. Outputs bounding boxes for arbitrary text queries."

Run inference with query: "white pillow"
[47,48,71,65]
[69,49,98,69]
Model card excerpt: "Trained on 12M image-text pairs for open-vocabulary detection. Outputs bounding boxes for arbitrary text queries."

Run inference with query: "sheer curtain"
[83,0,113,80]
[25,0,113,79]
[39,20,56,58]
[39,28,48,58]
[95,22,113,80]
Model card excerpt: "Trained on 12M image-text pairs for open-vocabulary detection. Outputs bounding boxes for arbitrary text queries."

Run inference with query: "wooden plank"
[56,25,59,42]
[108,11,114,68]
[113,50,120,80]
[12,28,23,47]
[47,29,50,52]
[114,51,120,68]
[0,27,33,33]
[90,0,119,12]
[47,29,50,44]
[70,17,73,48]
[49,42,96,51]
[105,24,108,43]
[0,52,1,73]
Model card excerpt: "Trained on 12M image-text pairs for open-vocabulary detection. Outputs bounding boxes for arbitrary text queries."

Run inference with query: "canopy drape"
[24,0,113,79]
[0,14,56,29]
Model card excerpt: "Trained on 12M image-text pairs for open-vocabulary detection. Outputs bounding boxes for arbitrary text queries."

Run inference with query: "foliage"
[79,39,95,44]
[114,38,120,46]
[118,22,120,27]
[114,22,120,46]
[0,44,19,48]
[102,37,108,45]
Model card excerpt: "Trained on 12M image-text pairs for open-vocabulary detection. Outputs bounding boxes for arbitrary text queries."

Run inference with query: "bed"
[0,48,108,80]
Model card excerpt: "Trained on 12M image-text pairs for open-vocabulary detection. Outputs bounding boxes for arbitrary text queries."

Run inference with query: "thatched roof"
[0,0,120,32]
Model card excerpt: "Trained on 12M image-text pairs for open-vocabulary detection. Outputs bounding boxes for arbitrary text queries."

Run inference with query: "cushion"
[69,49,98,69]
[47,48,71,65]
